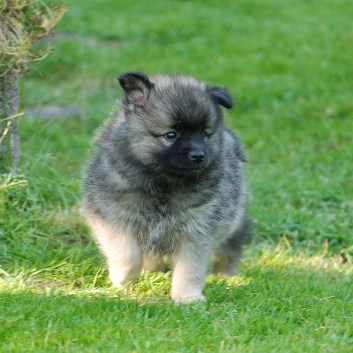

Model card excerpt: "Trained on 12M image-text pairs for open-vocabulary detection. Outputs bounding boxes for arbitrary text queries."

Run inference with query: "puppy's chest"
[120,191,215,231]
[141,191,209,218]
[113,191,220,254]
[146,196,174,217]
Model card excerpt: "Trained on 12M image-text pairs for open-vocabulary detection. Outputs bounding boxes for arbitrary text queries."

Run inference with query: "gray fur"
[83,72,250,303]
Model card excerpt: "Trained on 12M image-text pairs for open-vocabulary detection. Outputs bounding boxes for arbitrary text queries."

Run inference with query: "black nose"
[188,150,205,163]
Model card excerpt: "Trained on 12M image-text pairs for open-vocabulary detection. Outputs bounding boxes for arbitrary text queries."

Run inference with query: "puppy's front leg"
[87,214,143,287]
[171,239,210,303]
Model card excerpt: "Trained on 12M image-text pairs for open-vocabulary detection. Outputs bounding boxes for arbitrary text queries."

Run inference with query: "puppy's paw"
[171,294,206,304]
[109,276,128,289]
[109,271,137,288]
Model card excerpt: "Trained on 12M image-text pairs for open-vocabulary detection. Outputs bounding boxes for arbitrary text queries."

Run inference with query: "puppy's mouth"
[166,163,209,176]
[169,167,205,175]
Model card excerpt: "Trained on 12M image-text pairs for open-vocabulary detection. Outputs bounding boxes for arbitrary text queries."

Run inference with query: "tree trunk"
[0,76,5,162]
[6,70,20,170]
[0,70,20,170]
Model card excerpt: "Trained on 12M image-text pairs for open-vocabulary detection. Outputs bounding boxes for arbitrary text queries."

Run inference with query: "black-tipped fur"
[83,72,249,303]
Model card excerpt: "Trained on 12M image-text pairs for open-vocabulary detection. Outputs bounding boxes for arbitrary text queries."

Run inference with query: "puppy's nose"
[189,150,205,163]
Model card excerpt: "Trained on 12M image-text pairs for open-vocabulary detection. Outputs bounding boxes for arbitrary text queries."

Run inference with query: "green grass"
[1,0,353,352]
[1,247,352,352]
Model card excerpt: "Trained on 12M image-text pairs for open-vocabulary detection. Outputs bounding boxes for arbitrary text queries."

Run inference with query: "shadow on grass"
[2,246,352,306]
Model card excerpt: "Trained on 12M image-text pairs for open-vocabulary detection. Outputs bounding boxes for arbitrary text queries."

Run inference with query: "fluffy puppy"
[83,72,250,303]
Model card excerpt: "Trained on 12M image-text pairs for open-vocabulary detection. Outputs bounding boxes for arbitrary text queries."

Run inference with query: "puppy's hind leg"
[87,214,143,287]
[213,245,243,276]
[213,219,251,276]
[143,253,166,273]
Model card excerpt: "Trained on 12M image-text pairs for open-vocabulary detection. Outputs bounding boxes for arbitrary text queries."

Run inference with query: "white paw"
[108,259,142,287]
[171,294,206,304]
[109,270,135,288]
[109,274,126,288]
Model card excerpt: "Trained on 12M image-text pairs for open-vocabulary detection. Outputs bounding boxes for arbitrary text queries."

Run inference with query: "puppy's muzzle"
[189,150,205,164]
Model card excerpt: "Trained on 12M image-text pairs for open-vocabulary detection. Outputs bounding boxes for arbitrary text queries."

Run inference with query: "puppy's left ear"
[208,87,233,109]
[118,71,154,107]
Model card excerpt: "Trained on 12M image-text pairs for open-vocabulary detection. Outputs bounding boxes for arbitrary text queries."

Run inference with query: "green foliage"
[0,0,66,74]
[1,0,353,351]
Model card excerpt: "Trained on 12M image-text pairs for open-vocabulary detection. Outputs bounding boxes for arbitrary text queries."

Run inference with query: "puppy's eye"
[165,131,177,141]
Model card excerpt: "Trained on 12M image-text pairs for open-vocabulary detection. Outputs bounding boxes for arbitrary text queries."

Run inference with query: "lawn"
[1,0,353,352]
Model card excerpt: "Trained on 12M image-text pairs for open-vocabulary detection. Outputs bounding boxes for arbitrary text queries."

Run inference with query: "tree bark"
[0,76,5,163]
[0,70,20,170]
[6,70,20,170]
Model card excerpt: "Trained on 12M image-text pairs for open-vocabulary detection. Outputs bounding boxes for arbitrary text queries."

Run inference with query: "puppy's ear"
[208,87,233,109]
[118,72,154,107]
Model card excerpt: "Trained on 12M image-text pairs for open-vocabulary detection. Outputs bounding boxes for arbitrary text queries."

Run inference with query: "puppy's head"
[118,71,233,176]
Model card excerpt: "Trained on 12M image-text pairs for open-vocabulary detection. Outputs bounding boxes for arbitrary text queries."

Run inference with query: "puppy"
[83,72,250,303]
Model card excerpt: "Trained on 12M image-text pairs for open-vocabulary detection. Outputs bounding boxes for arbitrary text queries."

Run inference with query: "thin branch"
[0,112,24,122]
[0,123,10,145]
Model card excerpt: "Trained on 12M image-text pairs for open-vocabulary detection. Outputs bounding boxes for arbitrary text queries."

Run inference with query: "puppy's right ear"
[118,72,154,107]
[208,87,233,109]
